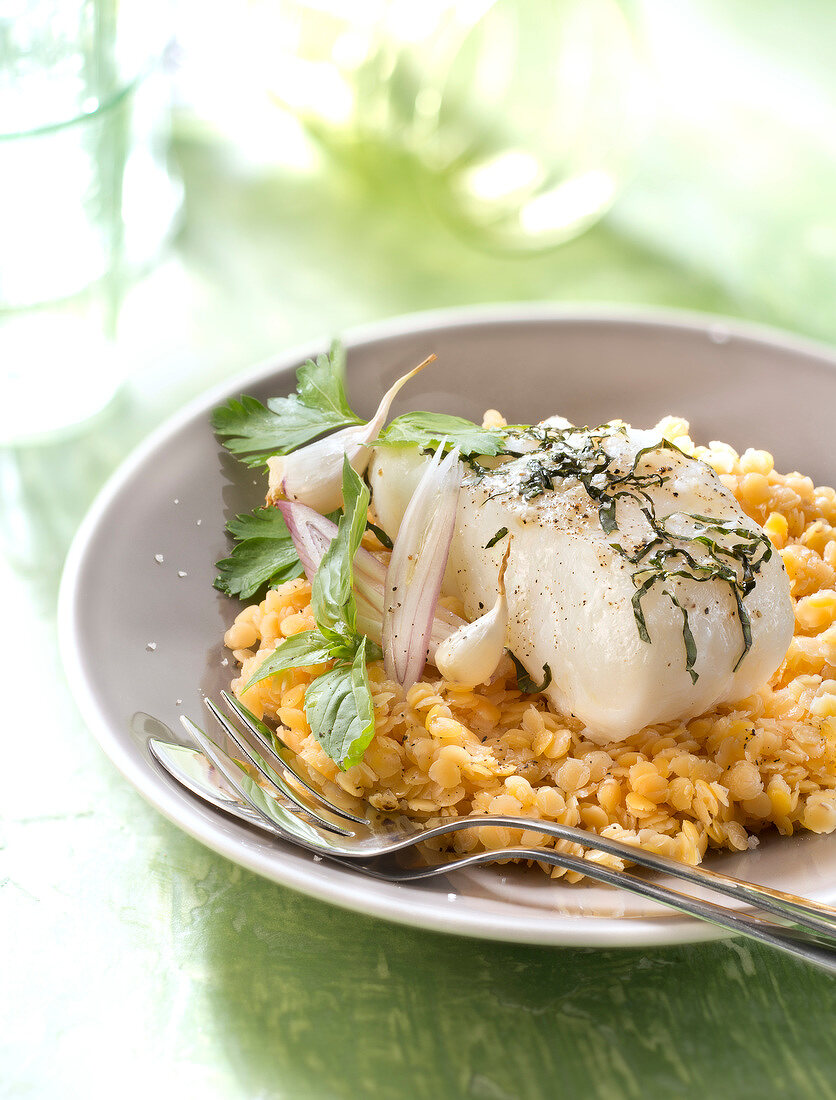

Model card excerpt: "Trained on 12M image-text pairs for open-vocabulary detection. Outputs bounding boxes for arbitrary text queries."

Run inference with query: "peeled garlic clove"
[267,427,368,513]
[267,355,436,513]
[434,543,510,685]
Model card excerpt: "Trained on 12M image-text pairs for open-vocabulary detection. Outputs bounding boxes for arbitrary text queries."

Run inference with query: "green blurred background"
[2,2,836,1098]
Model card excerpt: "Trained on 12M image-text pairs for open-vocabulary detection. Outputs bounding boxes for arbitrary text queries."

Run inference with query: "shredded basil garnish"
[509,652,553,694]
[488,424,772,680]
[484,527,509,549]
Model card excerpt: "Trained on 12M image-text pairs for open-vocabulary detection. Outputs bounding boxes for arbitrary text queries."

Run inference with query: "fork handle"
[362,846,836,975]
[411,815,836,941]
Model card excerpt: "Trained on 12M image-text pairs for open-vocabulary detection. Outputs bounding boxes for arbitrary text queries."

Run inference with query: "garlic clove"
[434,543,511,685]
[266,354,436,513]
[267,427,368,514]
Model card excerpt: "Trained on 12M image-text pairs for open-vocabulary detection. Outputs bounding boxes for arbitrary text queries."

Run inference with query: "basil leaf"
[375,411,506,457]
[311,458,370,640]
[304,638,376,769]
[212,343,363,466]
[244,631,335,690]
[508,652,553,694]
[214,507,305,599]
[484,527,508,549]
[366,520,393,550]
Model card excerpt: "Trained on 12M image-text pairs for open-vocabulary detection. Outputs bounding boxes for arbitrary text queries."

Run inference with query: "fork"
[152,692,836,971]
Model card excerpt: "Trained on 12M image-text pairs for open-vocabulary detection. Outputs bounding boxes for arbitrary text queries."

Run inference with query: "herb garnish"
[213,507,306,599]
[490,424,772,681]
[244,459,382,769]
[212,343,362,467]
[484,527,509,549]
[374,411,505,457]
[366,520,393,549]
[509,653,553,694]
[213,346,506,469]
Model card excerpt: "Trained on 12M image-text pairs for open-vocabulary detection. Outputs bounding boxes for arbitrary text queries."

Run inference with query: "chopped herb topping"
[509,652,552,694]
[484,527,509,549]
[488,424,773,680]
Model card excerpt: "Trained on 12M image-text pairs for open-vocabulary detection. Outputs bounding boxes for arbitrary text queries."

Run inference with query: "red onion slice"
[276,499,464,659]
[382,445,462,689]
[276,501,335,579]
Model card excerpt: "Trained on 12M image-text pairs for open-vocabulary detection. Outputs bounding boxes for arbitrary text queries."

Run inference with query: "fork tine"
[220,690,367,826]
[180,715,299,840]
[204,700,353,837]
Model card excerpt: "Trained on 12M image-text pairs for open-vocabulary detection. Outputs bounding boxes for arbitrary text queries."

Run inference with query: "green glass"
[0,0,180,444]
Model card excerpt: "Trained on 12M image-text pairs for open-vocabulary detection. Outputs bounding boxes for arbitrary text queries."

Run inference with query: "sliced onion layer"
[382,445,462,689]
[276,498,464,657]
[267,355,436,514]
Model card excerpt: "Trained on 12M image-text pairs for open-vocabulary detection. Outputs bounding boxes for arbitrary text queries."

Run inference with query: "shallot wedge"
[382,445,463,689]
[275,499,465,658]
[267,355,436,513]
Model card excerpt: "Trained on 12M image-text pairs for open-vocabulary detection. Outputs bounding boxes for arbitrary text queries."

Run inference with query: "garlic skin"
[434,545,510,685]
[266,355,435,513]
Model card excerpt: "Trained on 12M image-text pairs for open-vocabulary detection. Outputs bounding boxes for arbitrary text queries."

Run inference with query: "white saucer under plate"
[58,304,836,947]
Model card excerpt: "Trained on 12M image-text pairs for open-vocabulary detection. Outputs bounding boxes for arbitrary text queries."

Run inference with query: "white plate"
[59,304,836,947]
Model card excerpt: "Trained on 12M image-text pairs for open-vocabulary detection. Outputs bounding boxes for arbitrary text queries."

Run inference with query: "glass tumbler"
[0,0,181,444]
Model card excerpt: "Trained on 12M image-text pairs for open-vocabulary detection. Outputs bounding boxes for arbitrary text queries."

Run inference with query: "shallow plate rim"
[57,302,836,947]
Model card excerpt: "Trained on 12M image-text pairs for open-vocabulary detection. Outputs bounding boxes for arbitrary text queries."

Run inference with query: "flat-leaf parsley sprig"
[213,507,308,600]
[211,343,362,468]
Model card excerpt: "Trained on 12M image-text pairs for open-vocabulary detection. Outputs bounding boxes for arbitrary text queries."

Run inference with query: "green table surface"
[3,130,835,1100]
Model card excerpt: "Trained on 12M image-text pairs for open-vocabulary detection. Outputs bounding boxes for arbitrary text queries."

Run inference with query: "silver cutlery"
[147,691,836,972]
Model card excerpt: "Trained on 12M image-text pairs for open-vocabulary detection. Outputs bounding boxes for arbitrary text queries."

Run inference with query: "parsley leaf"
[214,507,305,599]
[311,457,369,643]
[304,637,376,768]
[374,411,506,457]
[212,342,363,467]
[291,342,357,421]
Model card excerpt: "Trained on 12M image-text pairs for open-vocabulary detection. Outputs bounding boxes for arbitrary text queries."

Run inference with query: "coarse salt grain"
[154,554,164,563]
